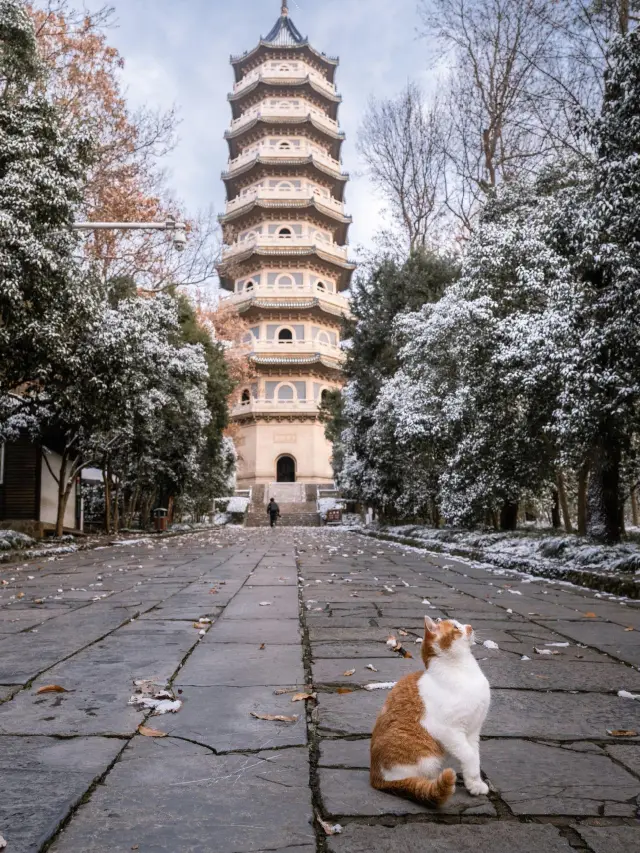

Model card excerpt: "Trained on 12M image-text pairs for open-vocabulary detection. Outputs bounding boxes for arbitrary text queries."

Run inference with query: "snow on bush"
[0,530,35,551]
[318,497,345,522]
[384,526,640,577]
[226,497,250,515]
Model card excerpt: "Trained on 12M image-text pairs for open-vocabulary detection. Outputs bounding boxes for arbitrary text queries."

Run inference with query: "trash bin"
[153,508,169,533]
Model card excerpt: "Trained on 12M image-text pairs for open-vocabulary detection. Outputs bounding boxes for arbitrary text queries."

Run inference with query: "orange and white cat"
[370,616,491,806]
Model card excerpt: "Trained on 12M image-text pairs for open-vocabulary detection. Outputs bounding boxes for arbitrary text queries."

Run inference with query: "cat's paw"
[466,779,489,796]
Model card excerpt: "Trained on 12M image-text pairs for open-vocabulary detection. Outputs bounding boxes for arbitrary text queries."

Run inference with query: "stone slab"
[318,689,389,736]
[327,823,577,853]
[485,690,640,740]
[176,643,304,687]
[319,738,371,769]
[221,586,299,620]
[313,657,418,685]
[0,686,19,702]
[479,658,640,692]
[207,618,302,645]
[0,628,198,736]
[483,739,639,815]
[574,826,640,853]
[0,735,124,853]
[153,686,308,751]
[49,738,314,853]
[606,744,640,776]
[318,768,495,817]
[313,643,408,660]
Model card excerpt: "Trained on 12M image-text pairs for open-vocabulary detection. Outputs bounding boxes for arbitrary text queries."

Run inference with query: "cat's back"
[372,671,425,735]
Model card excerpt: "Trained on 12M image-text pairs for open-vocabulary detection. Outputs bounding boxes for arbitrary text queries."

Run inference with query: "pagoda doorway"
[277,455,296,483]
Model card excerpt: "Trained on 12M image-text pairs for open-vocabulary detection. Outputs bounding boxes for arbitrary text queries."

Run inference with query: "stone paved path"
[0,528,639,852]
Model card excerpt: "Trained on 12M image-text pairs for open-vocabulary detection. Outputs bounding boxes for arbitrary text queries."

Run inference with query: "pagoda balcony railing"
[226,187,345,215]
[229,105,339,135]
[226,285,349,311]
[226,143,342,174]
[222,234,349,261]
[231,398,322,418]
[249,339,345,358]
[234,66,337,97]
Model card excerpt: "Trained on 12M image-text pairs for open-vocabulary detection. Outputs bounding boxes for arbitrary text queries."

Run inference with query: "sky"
[82,0,437,256]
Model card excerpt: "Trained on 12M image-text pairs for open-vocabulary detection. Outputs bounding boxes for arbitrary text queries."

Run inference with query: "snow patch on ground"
[383,526,640,578]
[0,530,36,551]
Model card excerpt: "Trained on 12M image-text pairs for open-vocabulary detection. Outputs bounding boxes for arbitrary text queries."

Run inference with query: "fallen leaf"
[250,712,298,723]
[624,627,634,632]
[386,635,397,647]
[138,726,167,738]
[259,643,266,650]
[607,730,638,737]
[274,687,299,696]
[259,601,272,607]
[209,588,218,594]
[366,664,378,672]
[318,817,342,836]
[36,685,68,695]
[398,630,408,637]
[16,592,24,599]
[336,688,353,695]
[584,612,597,618]
[292,692,315,703]
[343,669,356,677]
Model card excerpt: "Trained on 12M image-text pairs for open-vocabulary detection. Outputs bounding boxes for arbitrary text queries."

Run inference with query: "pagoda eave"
[233,297,350,323]
[231,43,339,84]
[222,157,348,196]
[219,200,352,242]
[228,78,342,118]
[225,114,345,145]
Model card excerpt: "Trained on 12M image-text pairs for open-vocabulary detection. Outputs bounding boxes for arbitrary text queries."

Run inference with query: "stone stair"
[245,501,321,528]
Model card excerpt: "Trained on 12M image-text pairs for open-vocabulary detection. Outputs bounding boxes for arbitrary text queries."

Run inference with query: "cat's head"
[421,616,475,667]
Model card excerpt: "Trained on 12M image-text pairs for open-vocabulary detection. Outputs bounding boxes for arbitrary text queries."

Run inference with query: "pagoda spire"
[281,1,289,16]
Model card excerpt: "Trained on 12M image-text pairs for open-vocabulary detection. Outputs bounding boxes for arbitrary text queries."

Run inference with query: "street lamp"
[72,216,187,252]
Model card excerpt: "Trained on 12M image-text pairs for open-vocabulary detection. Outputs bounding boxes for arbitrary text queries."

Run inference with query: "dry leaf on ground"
[318,817,342,836]
[584,612,597,618]
[607,729,638,737]
[138,726,167,738]
[366,664,378,672]
[624,627,634,632]
[259,643,266,650]
[343,669,356,677]
[274,687,298,695]
[398,630,408,637]
[336,688,353,695]
[292,692,316,703]
[36,685,68,695]
[250,712,298,723]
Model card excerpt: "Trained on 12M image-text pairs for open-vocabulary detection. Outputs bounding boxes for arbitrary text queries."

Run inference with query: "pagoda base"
[234,418,335,486]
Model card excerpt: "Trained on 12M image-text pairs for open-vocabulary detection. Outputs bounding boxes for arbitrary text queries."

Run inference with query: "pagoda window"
[249,326,260,339]
[265,381,278,400]
[275,274,293,289]
[278,328,294,342]
[278,384,295,402]
[317,331,331,346]
[321,389,331,403]
[293,325,305,341]
[277,227,293,239]
[244,279,257,292]
[278,140,292,150]
[316,281,326,292]
[241,389,251,404]
[295,382,307,400]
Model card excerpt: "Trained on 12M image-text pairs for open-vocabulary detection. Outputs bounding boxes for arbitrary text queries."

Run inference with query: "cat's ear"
[424,615,438,636]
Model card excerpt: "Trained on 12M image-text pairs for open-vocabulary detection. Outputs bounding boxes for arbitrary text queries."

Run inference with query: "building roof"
[264,4,306,47]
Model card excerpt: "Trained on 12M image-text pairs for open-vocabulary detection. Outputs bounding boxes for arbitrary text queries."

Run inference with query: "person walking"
[267,498,280,528]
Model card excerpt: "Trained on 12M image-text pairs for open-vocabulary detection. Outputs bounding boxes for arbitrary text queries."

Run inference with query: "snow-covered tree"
[0,0,93,433]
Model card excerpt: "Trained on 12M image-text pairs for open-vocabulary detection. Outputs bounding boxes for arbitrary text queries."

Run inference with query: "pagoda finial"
[281,1,289,16]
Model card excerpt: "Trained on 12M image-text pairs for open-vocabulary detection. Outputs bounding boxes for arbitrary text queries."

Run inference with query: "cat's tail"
[372,768,456,807]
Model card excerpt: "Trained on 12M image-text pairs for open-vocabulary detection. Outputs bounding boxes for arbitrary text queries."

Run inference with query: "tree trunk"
[551,489,561,529]
[491,510,499,531]
[577,463,589,536]
[168,495,174,526]
[557,471,573,534]
[631,483,639,528]
[587,438,622,544]
[113,479,120,534]
[500,500,519,531]
[619,0,630,35]
[103,465,112,534]
[55,451,69,538]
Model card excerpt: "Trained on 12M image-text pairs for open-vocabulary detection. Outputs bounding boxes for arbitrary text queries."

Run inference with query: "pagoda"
[219,0,355,489]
